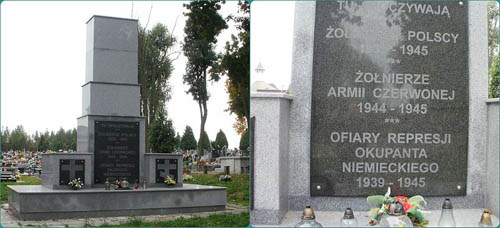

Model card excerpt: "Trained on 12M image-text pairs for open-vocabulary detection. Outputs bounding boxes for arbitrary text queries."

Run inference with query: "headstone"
[310,1,468,196]
[59,159,85,185]
[94,121,140,183]
[155,159,178,183]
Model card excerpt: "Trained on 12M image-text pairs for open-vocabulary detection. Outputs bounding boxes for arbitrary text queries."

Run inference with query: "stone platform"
[1,203,247,227]
[255,209,499,227]
[8,184,226,220]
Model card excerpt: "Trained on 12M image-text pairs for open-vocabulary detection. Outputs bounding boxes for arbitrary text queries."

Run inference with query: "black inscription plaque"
[59,159,85,185]
[155,159,178,183]
[310,1,468,196]
[94,121,140,183]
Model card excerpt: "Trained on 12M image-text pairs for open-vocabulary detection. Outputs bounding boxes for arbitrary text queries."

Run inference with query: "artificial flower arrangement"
[183,174,194,182]
[165,176,176,186]
[367,187,428,227]
[68,178,84,190]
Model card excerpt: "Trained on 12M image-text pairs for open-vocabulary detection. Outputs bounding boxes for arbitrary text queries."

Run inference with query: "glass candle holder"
[379,201,413,227]
[340,208,358,227]
[438,198,456,227]
[295,206,323,227]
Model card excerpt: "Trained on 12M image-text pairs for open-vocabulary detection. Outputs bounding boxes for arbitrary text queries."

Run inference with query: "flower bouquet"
[367,187,428,226]
[183,174,193,182]
[68,178,83,190]
[165,176,176,187]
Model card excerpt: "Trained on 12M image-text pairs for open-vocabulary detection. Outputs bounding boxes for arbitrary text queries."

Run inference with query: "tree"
[33,131,40,152]
[239,130,249,151]
[138,23,177,151]
[213,129,228,151]
[148,110,177,153]
[69,129,77,151]
[49,128,66,151]
[182,1,228,155]
[217,1,250,134]
[2,127,10,152]
[489,59,499,98]
[174,133,182,150]
[180,126,197,151]
[38,132,49,152]
[200,131,211,151]
[488,2,499,98]
[9,125,28,151]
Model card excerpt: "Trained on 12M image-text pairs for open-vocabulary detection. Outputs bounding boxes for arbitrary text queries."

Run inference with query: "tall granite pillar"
[77,15,145,185]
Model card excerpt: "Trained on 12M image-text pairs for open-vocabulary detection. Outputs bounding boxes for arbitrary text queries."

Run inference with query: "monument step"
[8,184,226,220]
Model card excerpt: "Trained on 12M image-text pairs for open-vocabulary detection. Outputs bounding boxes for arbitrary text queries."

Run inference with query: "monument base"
[8,184,226,220]
[253,209,500,227]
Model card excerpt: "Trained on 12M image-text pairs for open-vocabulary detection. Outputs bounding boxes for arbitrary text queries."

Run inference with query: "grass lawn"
[188,173,249,206]
[99,212,249,227]
[1,175,41,202]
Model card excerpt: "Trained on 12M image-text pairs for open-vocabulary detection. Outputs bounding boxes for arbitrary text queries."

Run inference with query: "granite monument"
[250,1,498,225]
[310,1,468,197]
[7,15,226,221]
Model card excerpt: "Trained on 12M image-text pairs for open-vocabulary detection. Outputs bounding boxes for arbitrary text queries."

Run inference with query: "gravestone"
[59,159,85,185]
[310,1,468,197]
[155,158,178,184]
[94,121,140,183]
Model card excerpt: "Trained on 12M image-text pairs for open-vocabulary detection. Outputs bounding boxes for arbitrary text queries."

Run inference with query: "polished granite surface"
[9,184,225,193]
[262,209,499,227]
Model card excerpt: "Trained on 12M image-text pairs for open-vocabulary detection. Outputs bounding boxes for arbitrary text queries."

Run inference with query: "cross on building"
[59,160,85,185]
[156,159,178,183]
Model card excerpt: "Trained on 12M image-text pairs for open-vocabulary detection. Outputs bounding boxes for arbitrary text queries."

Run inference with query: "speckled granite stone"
[466,1,489,197]
[258,209,499,227]
[288,0,316,200]
[251,0,492,226]
[286,0,489,205]
[250,93,292,224]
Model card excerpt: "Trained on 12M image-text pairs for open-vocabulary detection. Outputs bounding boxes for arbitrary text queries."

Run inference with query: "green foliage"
[190,173,249,206]
[180,126,197,151]
[148,110,177,153]
[408,195,427,209]
[174,133,182,150]
[213,129,228,151]
[138,23,177,151]
[489,58,499,98]
[9,125,29,151]
[182,1,227,155]
[488,2,499,98]
[200,131,211,151]
[216,1,250,134]
[1,127,10,151]
[38,131,50,151]
[366,195,385,208]
[101,212,249,227]
[239,130,249,150]
[1,126,76,152]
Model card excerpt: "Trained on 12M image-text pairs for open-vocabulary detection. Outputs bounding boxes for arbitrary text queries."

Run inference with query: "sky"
[250,1,295,90]
[1,1,243,149]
